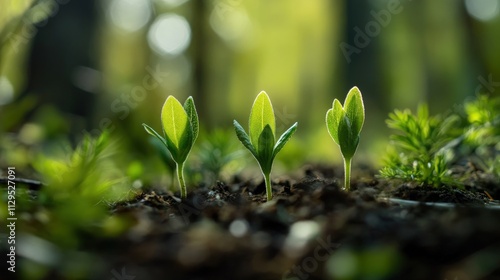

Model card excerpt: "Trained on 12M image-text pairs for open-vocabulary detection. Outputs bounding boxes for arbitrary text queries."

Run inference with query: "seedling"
[143,96,199,199]
[325,86,365,191]
[233,91,298,201]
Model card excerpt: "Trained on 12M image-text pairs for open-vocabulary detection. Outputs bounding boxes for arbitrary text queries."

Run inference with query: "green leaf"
[233,120,257,158]
[338,115,359,160]
[249,91,276,150]
[143,123,167,146]
[326,99,344,145]
[161,96,193,163]
[257,125,275,174]
[161,96,189,149]
[273,122,297,159]
[184,96,199,143]
[344,86,365,136]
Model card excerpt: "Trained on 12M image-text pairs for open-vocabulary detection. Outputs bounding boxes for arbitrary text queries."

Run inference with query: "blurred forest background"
[1,0,500,181]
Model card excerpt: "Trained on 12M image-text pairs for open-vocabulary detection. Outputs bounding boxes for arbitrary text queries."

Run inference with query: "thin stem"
[264,172,272,201]
[343,157,351,191]
[177,162,187,199]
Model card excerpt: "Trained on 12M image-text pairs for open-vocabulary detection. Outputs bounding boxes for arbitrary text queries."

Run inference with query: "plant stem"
[170,172,176,191]
[177,162,187,199]
[264,172,272,201]
[344,157,351,191]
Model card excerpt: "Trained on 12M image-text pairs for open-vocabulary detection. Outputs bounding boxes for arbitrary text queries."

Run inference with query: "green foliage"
[234,91,298,201]
[194,129,245,184]
[380,104,461,187]
[0,132,132,279]
[30,131,130,248]
[461,95,500,179]
[490,156,500,179]
[143,96,199,198]
[381,94,500,187]
[463,95,500,148]
[34,132,126,201]
[326,86,365,191]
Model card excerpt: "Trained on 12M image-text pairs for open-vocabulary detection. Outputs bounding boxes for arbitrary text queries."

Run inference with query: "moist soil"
[7,165,500,280]
[95,164,500,280]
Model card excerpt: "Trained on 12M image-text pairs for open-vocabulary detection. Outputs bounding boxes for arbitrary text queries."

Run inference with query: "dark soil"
[91,165,500,280]
[4,165,500,280]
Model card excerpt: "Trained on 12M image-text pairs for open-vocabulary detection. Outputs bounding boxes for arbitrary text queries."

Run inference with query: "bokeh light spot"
[209,7,253,50]
[327,249,358,278]
[161,0,189,8]
[148,13,191,56]
[229,219,249,237]
[0,76,14,105]
[465,0,500,22]
[109,0,152,32]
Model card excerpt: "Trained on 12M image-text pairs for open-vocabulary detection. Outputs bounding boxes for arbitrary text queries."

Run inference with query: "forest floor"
[87,164,500,280]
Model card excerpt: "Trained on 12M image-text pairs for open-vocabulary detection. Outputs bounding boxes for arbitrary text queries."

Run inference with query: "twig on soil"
[0,177,44,190]
[485,191,494,201]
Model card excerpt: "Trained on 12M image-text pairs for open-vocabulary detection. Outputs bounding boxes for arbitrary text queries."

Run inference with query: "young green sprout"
[234,91,298,201]
[326,86,365,191]
[143,96,199,199]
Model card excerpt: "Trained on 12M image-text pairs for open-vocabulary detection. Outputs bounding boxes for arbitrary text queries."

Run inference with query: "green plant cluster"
[7,132,131,249]
[0,132,133,279]
[380,94,500,187]
[145,88,367,200]
[380,104,460,187]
